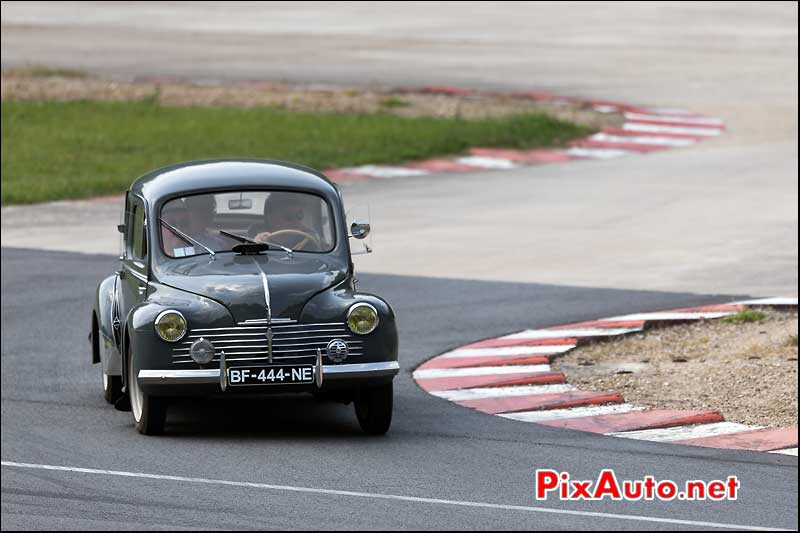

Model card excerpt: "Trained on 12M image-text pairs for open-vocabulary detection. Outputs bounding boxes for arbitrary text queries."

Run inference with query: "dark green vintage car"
[91,159,399,435]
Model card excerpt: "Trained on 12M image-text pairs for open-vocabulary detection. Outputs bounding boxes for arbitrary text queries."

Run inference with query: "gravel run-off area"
[555,310,798,428]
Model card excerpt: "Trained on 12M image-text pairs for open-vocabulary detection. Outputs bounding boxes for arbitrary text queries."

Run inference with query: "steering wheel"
[267,229,321,250]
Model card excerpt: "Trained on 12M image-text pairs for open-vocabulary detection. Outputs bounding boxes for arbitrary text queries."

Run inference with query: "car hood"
[156,254,347,323]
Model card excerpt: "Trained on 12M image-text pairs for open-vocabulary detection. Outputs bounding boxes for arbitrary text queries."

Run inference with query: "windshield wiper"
[159,218,216,258]
[220,230,294,257]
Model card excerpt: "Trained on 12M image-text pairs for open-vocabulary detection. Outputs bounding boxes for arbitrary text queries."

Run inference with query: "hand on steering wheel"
[255,229,320,250]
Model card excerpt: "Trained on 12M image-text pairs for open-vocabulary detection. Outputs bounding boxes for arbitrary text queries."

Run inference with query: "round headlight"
[190,337,215,364]
[155,310,187,342]
[347,303,379,335]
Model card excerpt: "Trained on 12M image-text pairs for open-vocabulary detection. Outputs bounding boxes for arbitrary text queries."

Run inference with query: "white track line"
[503,327,641,341]
[623,112,724,127]
[499,404,644,423]
[413,364,551,379]
[438,345,575,359]
[431,384,578,402]
[733,297,798,306]
[1,461,786,531]
[622,123,722,136]
[589,132,695,147]
[604,311,735,321]
[454,156,518,169]
[609,422,759,442]
[769,448,798,456]
[565,147,633,159]
[337,165,428,178]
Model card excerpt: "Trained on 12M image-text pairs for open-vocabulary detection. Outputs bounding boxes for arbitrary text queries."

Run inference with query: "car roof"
[130,159,339,203]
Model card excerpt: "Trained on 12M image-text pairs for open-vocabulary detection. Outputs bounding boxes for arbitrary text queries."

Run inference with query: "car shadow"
[163,395,367,438]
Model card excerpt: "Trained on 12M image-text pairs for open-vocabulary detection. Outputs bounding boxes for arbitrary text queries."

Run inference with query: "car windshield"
[160,191,336,258]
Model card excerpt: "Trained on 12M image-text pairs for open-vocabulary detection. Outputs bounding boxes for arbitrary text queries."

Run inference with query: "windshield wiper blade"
[220,230,293,257]
[159,218,216,258]
[219,230,258,245]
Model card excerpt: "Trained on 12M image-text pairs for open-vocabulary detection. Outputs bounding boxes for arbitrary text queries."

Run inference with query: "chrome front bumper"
[138,361,400,387]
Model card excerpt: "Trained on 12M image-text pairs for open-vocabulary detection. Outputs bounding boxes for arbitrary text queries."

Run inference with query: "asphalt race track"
[1,247,796,530]
[1,1,797,530]
[1,1,798,296]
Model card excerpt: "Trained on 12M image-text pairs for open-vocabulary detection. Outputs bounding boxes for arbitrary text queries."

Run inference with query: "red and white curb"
[324,86,725,183]
[414,297,798,455]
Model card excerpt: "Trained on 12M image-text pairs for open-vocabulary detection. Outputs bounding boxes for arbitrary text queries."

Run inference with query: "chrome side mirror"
[350,220,371,240]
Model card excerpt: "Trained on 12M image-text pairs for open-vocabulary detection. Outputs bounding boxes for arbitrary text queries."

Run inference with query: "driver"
[254,192,321,251]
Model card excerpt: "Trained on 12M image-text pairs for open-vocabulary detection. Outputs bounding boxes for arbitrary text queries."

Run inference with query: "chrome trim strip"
[170,352,366,363]
[173,353,366,362]
[270,340,364,348]
[270,322,348,329]
[252,260,273,363]
[139,361,399,384]
[189,323,347,331]
[190,326,277,333]
[181,335,359,345]
[238,318,295,326]
[138,368,220,385]
[187,332,272,338]
[174,344,269,352]
[176,346,367,357]
[268,334,359,342]
[186,328,347,339]
[176,338,363,349]
[322,361,400,380]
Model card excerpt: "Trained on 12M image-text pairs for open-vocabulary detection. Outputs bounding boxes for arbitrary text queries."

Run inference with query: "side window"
[125,197,135,257]
[121,194,131,258]
[130,200,148,260]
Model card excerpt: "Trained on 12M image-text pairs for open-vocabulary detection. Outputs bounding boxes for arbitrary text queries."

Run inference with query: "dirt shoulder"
[0,67,621,129]
[554,310,798,428]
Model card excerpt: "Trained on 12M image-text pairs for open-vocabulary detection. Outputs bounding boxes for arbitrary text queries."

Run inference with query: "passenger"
[182,194,228,250]
[160,201,193,257]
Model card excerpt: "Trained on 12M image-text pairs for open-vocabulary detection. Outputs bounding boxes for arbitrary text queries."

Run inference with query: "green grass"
[721,308,767,324]
[7,65,88,79]
[379,96,411,108]
[789,335,798,347]
[1,99,591,205]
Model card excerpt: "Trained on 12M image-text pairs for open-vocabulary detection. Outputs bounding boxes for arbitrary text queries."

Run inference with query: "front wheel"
[102,369,123,404]
[354,382,393,435]
[128,349,167,435]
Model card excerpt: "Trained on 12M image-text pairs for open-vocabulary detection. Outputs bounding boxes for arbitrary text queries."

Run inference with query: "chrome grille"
[171,320,363,365]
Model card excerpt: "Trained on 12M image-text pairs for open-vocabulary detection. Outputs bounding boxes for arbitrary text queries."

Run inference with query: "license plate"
[226,365,314,387]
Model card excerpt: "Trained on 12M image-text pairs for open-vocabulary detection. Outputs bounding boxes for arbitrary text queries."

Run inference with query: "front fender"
[299,283,398,364]
[125,282,235,372]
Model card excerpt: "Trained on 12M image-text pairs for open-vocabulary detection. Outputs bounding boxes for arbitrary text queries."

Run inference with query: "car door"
[119,194,150,329]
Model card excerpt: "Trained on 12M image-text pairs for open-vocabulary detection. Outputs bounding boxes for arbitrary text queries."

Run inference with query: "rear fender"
[94,274,122,375]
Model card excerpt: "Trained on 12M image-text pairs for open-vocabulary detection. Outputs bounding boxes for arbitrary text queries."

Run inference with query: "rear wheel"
[128,347,167,435]
[354,382,393,435]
